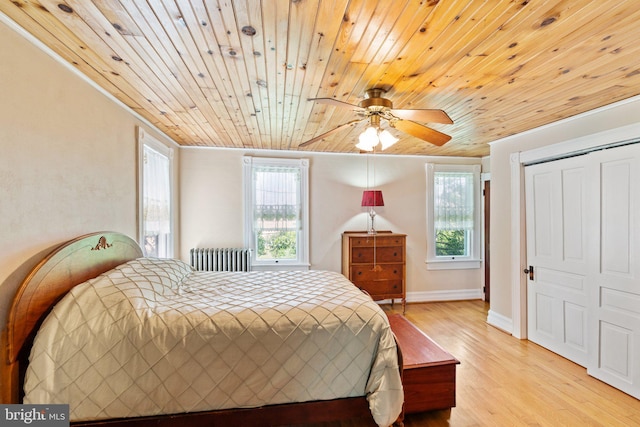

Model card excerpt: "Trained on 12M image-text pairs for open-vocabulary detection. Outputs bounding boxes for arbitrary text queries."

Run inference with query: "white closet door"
[587,143,640,399]
[525,156,589,367]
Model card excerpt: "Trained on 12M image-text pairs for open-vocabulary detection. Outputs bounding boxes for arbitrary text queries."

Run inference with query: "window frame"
[426,162,481,270]
[138,127,174,258]
[243,156,310,270]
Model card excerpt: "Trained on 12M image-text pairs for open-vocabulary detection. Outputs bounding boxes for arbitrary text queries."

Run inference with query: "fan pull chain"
[370,150,382,272]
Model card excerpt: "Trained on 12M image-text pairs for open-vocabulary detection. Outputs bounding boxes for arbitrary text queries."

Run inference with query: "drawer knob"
[393,252,397,256]
[393,270,398,274]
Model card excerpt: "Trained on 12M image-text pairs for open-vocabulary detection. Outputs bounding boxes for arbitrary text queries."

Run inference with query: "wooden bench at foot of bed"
[387,314,459,414]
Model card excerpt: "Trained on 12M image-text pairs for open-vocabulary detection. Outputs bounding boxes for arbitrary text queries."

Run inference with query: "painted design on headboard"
[91,236,113,251]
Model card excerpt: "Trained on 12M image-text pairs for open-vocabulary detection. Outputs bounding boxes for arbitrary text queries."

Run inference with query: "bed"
[2,232,404,426]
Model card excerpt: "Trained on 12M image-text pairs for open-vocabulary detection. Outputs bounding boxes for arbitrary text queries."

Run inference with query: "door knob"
[523,266,534,280]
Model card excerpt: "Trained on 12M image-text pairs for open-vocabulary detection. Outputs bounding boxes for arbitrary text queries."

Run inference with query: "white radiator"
[190,248,252,272]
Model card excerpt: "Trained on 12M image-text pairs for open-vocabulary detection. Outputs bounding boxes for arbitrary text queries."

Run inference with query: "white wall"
[0,17,176,340]
[180,148,484,300]
[489,95,640,334]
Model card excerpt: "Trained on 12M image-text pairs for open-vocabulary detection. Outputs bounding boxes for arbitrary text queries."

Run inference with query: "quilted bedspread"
[24,258,403,426]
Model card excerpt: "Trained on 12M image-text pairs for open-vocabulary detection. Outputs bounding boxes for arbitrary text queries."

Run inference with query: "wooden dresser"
[342,231,406,313]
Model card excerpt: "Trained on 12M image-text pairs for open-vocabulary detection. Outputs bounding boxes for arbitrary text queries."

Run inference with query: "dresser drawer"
[351,264,403,281]
[350,235,405,247]
[356,280,403,297]
[351,246,404,263]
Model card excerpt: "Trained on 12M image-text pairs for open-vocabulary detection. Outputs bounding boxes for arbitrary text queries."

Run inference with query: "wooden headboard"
[1,232,143,403]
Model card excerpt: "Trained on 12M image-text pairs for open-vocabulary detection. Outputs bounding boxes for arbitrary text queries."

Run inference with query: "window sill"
[425,259,481,270]
[251,263,310,272]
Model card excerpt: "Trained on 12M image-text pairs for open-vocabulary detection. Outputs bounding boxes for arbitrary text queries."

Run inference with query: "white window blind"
[433,171,475,231]
[139,129,173,258]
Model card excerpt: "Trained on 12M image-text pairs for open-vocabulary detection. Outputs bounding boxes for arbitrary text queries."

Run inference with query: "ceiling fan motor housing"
[359,88,393,111]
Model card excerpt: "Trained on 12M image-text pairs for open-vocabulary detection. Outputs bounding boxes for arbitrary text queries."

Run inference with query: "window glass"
[253,165,300,261]
[139,130,173,258]
[426,163,480,269]
[434,171,475,257]
[243,157,309,269]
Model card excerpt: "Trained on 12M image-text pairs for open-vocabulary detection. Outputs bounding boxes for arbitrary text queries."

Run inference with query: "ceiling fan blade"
[390,109,453,124]
[308,98,365,111]
[298,119,364,148]
[393,120,452,146]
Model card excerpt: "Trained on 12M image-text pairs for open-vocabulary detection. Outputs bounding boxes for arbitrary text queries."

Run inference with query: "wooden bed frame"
[2,232,401,426]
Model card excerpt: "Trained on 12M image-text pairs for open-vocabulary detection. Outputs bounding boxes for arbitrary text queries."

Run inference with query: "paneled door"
[525,156,589,367]
[525,142,640,399]
[586,143,640,399]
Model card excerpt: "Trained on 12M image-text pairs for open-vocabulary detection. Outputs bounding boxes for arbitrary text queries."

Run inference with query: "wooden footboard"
[69,398,376,427]
[387,313,459,414]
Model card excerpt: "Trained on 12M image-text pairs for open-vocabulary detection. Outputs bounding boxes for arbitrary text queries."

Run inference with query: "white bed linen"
[24,258,403,426]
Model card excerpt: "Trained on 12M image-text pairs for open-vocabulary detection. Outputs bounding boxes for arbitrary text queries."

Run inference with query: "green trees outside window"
[257,230,297,259]
[435,229,467,256]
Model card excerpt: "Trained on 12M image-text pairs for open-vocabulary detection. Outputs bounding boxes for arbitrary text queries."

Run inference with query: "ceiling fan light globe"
[379,129,398,150]
[357,127,379,151]
[363,126,378,140]
[356,140,375,151]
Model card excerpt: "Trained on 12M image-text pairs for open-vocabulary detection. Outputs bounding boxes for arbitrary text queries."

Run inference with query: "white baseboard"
[378,288,483,306]
[379,290,516,337]
[407,288,483,302]
[486,309,514,334]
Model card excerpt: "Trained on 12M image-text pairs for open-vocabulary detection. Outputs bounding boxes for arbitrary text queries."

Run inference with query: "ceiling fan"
[299,88,453,150]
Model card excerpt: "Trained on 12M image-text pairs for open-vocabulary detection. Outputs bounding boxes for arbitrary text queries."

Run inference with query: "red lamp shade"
[361,190,384,207]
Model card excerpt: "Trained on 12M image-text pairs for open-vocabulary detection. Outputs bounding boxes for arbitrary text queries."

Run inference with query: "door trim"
[510,152,527,339]
[509,122,640,340]
[483,178,491,303]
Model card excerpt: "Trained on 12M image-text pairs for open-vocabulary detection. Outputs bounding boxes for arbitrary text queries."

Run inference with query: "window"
[243,157,309,270]
[426,163,481,269]
[139,128,174,258]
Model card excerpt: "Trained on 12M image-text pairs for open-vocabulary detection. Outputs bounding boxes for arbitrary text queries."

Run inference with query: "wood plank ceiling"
[2,0,640,157]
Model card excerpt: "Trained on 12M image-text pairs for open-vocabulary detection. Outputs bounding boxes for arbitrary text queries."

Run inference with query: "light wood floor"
[300,300,640,427]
